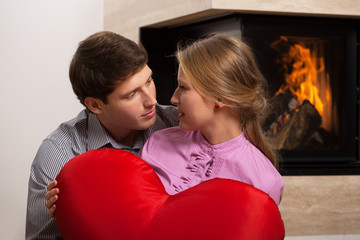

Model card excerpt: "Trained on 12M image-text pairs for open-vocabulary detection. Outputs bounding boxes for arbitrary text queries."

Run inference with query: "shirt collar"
[87,112,146,154]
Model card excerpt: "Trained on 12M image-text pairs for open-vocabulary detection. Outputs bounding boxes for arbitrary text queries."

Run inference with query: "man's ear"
[84,97,103,114]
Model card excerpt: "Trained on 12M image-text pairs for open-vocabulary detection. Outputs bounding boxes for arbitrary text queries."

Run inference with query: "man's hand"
[44,180,59,218]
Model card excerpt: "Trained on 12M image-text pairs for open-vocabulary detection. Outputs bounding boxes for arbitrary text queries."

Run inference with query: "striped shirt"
[25,104,179,240]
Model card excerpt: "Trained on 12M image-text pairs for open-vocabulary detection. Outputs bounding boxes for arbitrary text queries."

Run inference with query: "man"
[25,31,178,240]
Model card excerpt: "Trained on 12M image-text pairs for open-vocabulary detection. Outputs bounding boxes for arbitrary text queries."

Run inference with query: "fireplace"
[140,13,360,175]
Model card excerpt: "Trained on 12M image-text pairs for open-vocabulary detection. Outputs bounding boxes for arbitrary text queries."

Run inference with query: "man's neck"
[96,115,142,148]
[115,130,142,148]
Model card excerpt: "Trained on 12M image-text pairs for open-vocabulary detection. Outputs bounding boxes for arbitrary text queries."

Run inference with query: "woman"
[46,33,284,215]
[138,33,283,204]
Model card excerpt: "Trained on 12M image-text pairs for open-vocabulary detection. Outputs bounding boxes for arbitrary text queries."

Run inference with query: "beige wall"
[104,0,360,236]
[104,0,360,41]
[1,1,103,238]
[280,176,360,236]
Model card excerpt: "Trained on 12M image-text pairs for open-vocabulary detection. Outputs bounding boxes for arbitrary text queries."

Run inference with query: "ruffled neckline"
[197,131,247,153]
[169,131,246,194]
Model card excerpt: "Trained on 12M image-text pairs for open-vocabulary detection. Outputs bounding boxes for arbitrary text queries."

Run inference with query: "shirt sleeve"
[138,131,174,192]
[267,176,285,205]
[138,134,163,175]
[155,104,179,128]
[26,139,72,240]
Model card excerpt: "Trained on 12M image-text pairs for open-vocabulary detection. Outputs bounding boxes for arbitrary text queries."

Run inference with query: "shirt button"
[207,147,212,153]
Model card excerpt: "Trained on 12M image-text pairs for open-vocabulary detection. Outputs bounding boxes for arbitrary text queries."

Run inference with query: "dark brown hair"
[69,31,148,105]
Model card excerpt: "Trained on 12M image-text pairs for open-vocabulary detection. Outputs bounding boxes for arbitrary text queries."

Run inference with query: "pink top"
[138,126,284,205]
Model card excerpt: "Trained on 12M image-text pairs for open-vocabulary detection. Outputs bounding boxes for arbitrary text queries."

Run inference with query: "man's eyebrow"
[147,71,153,80]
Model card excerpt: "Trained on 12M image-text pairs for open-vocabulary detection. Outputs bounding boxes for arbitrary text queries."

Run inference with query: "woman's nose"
[170,88,179,106]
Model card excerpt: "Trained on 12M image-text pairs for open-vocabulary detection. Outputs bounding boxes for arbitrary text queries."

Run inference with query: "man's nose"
[144,88,157,106]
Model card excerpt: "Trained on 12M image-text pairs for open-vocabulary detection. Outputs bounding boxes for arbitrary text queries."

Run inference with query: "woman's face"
[171,65,216,132]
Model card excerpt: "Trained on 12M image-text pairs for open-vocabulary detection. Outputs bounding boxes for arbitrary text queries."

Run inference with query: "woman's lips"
[178,111,185,118]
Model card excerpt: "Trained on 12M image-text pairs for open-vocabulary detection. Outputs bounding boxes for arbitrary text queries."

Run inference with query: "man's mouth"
[142,108,156,118]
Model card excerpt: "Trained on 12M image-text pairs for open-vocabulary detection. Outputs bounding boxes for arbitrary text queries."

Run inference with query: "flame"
[273,36,332,121]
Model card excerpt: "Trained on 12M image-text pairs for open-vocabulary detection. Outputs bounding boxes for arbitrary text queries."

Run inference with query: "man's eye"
[127,92,136,98]
[146,77,153,85]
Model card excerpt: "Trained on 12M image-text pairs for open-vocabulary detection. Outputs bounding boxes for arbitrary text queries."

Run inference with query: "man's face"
[97,65,157,138]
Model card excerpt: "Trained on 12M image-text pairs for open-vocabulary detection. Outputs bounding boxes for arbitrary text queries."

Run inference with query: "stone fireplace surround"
[104,0,360,238]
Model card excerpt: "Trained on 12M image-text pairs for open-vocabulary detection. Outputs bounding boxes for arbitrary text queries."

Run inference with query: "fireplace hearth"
[140,13,360,175]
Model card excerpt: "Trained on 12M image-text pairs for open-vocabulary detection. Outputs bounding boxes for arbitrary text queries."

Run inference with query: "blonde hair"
[176,33,278,167]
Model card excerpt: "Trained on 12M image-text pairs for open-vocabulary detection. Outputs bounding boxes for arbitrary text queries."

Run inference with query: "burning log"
[307,127,338,150]
[263,36,334,151]
[264,91,299,137]
[272,100,322,150]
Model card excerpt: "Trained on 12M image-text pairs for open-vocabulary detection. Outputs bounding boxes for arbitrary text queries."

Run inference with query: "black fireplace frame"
[140,13,360,176]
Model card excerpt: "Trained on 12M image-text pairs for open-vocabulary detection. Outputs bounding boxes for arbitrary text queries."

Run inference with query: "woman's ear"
[84,97,103,114]
[214,98,227,109]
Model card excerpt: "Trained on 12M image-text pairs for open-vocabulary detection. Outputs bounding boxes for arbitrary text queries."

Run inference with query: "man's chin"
[139,117,157,130]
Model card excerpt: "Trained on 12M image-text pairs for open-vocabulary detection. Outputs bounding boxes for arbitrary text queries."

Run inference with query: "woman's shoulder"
[236,137,284,197]
[246,152,284,204]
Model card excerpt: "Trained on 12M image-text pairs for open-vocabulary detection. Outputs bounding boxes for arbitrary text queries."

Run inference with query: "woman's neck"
[201,109,242,145]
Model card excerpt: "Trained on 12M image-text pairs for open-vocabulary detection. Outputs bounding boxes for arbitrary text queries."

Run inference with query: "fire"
[272,36,332,128]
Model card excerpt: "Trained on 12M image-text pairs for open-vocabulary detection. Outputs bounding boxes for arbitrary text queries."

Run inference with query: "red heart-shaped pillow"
[55,148,285,240]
